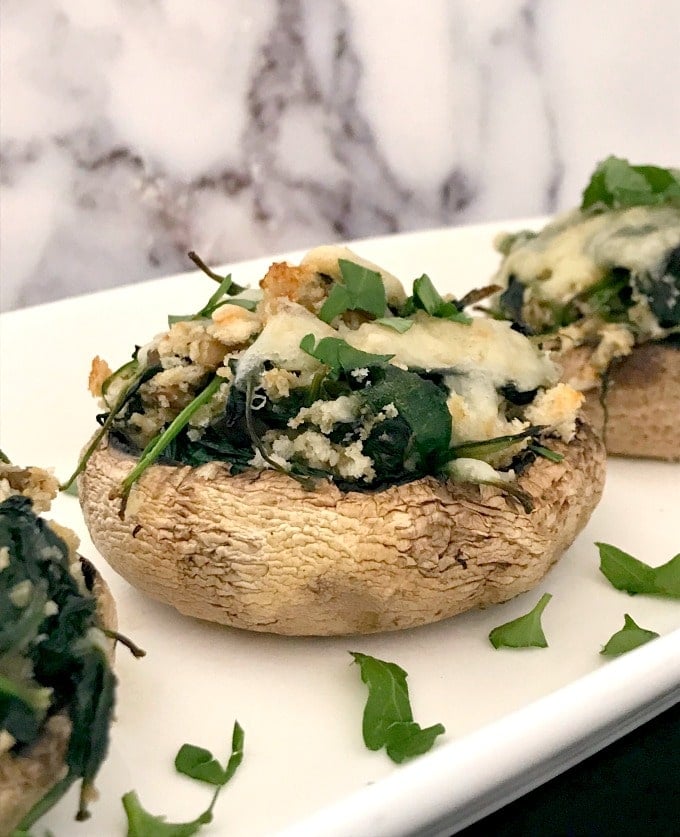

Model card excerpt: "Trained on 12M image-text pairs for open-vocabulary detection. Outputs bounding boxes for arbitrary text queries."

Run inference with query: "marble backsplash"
[1,0,678,311]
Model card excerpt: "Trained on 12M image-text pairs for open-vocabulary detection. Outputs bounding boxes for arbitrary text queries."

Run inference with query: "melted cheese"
[301,244,407,306]
[341,313,557,391]
[235,301,335,384]
[445,374,525,445]
[496,205,680,304]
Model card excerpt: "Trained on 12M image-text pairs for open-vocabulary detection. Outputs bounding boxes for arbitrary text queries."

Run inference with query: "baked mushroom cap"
[560,342,680,461]
[80,421,605,637]
[0,559,116,835]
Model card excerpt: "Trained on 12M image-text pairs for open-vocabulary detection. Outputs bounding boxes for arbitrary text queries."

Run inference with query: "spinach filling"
[495,158,680,340]
[498,260,680,337]
[0,496,116,826]
[104,354,554,497]
[74,255,566,505]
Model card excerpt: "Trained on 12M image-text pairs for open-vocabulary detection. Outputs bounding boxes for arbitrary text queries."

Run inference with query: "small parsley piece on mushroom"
[581,156,680,211]
[402,273,472,324]
[319,259,388,323]
[350,652,445,763]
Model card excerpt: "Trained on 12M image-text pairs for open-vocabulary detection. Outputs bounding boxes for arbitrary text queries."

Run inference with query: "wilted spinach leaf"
[639,245,680,328]
[360,365,451,465]
[497,276,526,325]
[1,496,118,827]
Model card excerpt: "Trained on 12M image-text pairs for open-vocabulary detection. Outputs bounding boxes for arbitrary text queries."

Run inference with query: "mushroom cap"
[80,423,605,636]
[0,560,117,834]
[560,342,680,462]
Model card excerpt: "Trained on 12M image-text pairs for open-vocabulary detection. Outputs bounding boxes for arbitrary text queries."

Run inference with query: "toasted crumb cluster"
[0,464,59,514]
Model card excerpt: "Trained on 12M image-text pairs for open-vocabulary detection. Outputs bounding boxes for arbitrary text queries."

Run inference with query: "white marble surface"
[1,0,679,311]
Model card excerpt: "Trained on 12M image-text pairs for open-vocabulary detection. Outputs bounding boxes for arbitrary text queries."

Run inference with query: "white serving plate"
[1,219,678,837]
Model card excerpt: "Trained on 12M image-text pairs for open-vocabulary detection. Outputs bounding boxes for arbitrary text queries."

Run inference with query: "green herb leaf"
[581,156,680,211]
[318,260,387,323]
[528,443,564,463]
[444,426,541,463]
[123,721,244,837]
[299,335,394,376]
[597,543,680,598]
[374,317,414,333]
[488,593,552,649]
[168,251,252,325]
[122,791,211,837]
[410,274,472,324]
[187,251,245,295]
[175,746,226,786]
[600,614,660,657]
[119,375,224,505]
[350,652,445,763]
[168,296,258,326]
[175,721,244,787]
[383,720,447,764]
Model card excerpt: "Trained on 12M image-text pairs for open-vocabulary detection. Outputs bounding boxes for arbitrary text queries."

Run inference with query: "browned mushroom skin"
[80,422,605,636]
[0,562,116,834]
[560,343,680,462]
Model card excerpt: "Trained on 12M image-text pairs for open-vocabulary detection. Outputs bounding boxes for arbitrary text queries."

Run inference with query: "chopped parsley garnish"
[403,274,472,324]
[600,614,659,657]
[488,593,552,649]
[299,334,394,376]
[582,156,680,211]
[123,721,244,837]
[374,316,414,333]
[318,259,387,323]
[597,543,680,598]
[167,251,254,326]
[115,375,224,508]
[350,652,445,763]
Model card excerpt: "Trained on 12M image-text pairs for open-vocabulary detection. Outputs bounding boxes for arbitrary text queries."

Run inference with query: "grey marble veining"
[1,0,679,310]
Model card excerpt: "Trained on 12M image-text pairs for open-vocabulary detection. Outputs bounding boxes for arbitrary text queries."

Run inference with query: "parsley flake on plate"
[488,593,552,649]
[597,543,680,598]
[600,615,660,658]
[350,652,445,764]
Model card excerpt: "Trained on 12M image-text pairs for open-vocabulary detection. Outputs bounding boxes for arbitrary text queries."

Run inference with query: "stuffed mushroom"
[490,156,680,460]
[76,247,605,636]
[0,460,117,834]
